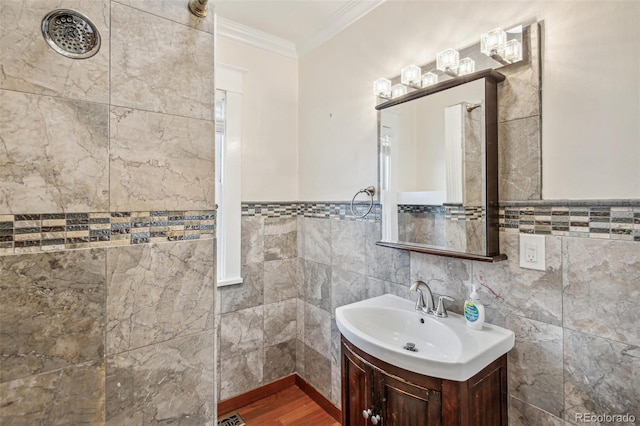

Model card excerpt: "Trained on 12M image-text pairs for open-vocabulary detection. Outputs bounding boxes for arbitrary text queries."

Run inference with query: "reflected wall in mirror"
[377,71,506,262]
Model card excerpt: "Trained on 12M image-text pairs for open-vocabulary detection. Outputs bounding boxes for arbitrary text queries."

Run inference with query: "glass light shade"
[373,78,392,98]
[458,58,475,76]
[481,28,507,56]
[436,48,460,72]
[401,64,422,86]
[391,84,408,99]
[501,39,522,63]
[421,72,438,87]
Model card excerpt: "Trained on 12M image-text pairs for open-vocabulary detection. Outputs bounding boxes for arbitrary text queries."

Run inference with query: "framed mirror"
[376,70,507,262]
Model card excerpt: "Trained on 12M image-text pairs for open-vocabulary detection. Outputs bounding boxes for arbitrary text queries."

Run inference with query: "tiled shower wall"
[0,1,216,424]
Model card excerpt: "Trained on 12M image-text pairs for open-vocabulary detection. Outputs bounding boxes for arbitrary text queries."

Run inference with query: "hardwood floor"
[225,385,341,426]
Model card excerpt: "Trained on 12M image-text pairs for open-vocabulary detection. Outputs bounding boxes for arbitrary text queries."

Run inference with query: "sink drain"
[403,342,418,352]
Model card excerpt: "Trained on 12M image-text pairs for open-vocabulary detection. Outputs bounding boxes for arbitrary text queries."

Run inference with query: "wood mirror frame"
[376,69,507,262]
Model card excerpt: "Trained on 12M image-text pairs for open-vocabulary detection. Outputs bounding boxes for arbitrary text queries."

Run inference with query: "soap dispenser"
[464,285,485,330]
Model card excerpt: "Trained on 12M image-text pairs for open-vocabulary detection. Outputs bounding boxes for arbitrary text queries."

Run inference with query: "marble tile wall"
[297,216,412,406]
[233,203,639,426]
[216,205,381,402]
[0,1,216,424]
[498,24,542,202]
[222,208,411,405]
[295,214,640,425]
[217,216,298,401]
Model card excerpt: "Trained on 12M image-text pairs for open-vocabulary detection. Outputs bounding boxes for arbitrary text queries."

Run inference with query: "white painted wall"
[298,1,640,201]
[217,36,299,201]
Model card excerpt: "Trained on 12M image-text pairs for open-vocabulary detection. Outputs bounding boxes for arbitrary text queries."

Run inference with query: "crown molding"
[296,0,386,56]
[216,16,298,59]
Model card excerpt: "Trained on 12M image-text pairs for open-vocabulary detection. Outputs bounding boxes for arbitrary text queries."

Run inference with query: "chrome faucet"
[409,280,435,314]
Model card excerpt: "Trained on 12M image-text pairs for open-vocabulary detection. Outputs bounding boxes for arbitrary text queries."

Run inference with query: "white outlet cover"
[519,233,546,271]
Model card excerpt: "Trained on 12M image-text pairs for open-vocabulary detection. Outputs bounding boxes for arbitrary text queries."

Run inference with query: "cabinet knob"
[362,409,372,419]
[371,414,382,425]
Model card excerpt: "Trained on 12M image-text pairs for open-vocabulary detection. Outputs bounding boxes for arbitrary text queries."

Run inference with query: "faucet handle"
[434,295,455,318]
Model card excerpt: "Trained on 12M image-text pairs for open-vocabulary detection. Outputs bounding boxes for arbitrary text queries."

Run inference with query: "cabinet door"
[342,344,374,426]
[377,371,442,426]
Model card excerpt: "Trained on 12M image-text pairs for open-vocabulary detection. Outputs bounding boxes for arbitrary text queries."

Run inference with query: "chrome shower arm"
[188,0,209,17]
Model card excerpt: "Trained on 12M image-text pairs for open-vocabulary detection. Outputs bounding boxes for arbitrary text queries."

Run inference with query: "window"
[215,64,246,286]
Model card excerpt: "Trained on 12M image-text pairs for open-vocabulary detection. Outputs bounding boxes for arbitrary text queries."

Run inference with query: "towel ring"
[350,186,376,218]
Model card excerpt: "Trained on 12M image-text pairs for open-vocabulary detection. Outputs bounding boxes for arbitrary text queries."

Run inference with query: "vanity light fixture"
[458,58,476,76]
[372,23,528,102]
[391,83,408,99]
[480,27,521,64]
[421,72,438,87]
[436,48,460,76]
[373,78,392,99]
[401,64,422,88]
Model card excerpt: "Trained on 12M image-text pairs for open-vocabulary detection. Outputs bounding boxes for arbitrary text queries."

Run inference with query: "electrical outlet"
[525,245,537,263]
[519,234,545,271]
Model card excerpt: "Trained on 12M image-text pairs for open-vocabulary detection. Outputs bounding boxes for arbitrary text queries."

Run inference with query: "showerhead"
[41,9,101,59]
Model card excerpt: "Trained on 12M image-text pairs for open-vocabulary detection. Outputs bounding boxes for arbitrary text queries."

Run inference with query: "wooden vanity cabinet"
[341,336,508,426]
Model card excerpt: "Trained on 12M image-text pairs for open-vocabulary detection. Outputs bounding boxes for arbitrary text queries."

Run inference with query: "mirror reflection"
[379,79,489,255]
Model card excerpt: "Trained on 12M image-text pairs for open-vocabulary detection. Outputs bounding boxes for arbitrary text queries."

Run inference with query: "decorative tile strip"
[0,210,216,256]
[397,204,485,221]
[499,205,640,241]
[241,202,381,222]
[243,200,639,241]
[445,205,485,221]
[298,202,381,221]
[241,202,299,218]
[397,205,445,214]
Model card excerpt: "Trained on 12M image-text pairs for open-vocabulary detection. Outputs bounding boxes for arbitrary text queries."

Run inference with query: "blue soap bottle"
[464,285,485,330]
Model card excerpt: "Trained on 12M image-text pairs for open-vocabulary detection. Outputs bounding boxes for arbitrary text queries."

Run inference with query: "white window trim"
[216,62,247,287]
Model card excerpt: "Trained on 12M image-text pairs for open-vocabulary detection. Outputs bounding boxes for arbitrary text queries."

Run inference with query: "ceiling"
[213,0,385,57]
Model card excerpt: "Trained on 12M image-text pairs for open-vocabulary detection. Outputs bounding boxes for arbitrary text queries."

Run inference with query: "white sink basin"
[335,294,514,381]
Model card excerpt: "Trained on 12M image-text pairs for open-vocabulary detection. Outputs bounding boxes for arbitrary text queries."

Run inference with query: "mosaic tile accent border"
[0,210,216,255]
[241,203,298,217]
[241,202,381,222]
[397,204,485,221]
[499,205,640,241]
[243,201,640,242]
[398,205,444,214]
[445,205,485,221]
[299,202,382,221]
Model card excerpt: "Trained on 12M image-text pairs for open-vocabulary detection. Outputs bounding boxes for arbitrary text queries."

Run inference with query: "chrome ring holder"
[350,186,376,218]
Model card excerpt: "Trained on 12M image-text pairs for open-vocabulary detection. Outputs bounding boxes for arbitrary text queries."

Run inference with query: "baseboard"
[217,373,341,422]
[218,374,296,416]
[294,375,342,422]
